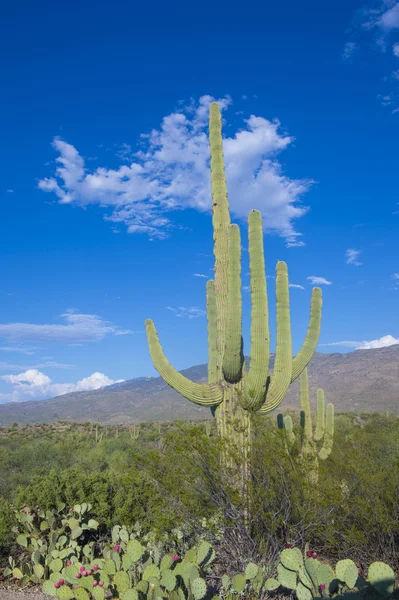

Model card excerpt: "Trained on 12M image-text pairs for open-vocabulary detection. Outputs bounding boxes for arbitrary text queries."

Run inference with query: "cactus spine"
[145,102,322,512]
[278,368,334,483]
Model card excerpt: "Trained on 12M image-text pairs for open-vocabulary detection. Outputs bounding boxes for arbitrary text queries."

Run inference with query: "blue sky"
[0,0,398,403]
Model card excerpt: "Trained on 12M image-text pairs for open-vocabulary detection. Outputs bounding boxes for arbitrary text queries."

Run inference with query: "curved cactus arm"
[241,210,270,410]
[318,402,334,460]
[314,389,325,442]
[145,319,223,406]
[257,261,292,414]
[223,224,244,382]
[206,280,218,384]
[209,102,230,377]
[291,288,322,382]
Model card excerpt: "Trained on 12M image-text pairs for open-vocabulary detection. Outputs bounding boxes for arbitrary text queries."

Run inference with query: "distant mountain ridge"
[0,345,398,425]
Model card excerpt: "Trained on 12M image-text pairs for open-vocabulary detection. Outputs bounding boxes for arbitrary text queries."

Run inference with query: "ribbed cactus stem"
[241,210,270,410]
[209,102,230,380]
[257,261,292,414]
[314,389,325,442]
[318,403,334,461]
[206,280,218,384]
[283,415,295,446]
[300,368,313,443]
[222,224,243,382]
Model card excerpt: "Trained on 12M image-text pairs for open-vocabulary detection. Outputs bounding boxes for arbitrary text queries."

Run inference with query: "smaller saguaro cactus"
[277,368,334,482]
[95,425,103,444]
[130,423,140,440]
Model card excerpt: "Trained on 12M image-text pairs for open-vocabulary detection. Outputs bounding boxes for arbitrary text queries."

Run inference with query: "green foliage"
[266,546,397,600]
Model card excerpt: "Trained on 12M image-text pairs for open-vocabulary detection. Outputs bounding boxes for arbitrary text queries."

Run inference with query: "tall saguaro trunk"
[145,102,322,524]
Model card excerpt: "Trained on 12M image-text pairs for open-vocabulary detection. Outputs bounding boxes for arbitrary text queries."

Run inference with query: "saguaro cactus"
[278,368,334,483]
[145,102,322,506]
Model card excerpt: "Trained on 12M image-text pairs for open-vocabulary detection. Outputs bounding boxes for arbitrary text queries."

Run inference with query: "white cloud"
[193,273,208,278]
[345,248,362,266]
[38,95,313,247]
[0,369,124,403]
[166,306,206,319]
[6,189,14,193]
[307,276,332,285]
[0,361,73,371]
[393,42,399,55]
[393,273,399,279]
[320,334,399,350]
[289,283,305,290]
[0,309,132,344]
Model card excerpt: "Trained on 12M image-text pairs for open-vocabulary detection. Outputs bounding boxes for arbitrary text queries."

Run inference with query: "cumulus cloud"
[307,276,332,285]
[38,95,313,247]
[320,334,399,349]
[345,248,362,266]
[166,306,206,319]
[289,283,305,290]
[0,369,124,403]
[0,310,132,344]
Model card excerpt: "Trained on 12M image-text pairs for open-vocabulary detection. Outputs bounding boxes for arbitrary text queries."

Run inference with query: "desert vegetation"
[0,102,398,599]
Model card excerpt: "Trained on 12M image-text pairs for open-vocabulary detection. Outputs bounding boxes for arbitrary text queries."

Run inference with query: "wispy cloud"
[166,306,206,319]
[344,1,399,111]
[0,346,38,355]
[193,273,208,278]
[289,283,305,290]
[307,276,332,285]
[320,334,399,349]
[38,95,313,247]
[0,361,73,371]
[0,310,132,344]
[0,370,124,403]
[345,248,362,266]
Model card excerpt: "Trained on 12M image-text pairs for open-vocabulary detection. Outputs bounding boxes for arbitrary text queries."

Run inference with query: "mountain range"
[0,345,398,426]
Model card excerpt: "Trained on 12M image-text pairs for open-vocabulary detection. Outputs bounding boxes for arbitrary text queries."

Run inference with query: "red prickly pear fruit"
[54,583,60,589]
[86,569,92,575]
[82,571,87,577]
[285,543,291,548]
[358,568,361,574]
[59,579,65,586]
[99,581,104,587]
[306,551,313,557]
[93,564,99,571]
[66,560,72,566]
[312,552,318,558]
[172,554,179,561]
[320,584,326,591]
[76,573,81,579]
[113,545,120,552]
[92,581,98,587]
[80,566,85,572]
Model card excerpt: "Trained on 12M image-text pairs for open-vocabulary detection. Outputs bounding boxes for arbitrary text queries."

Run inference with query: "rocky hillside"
[0,345,398,425]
